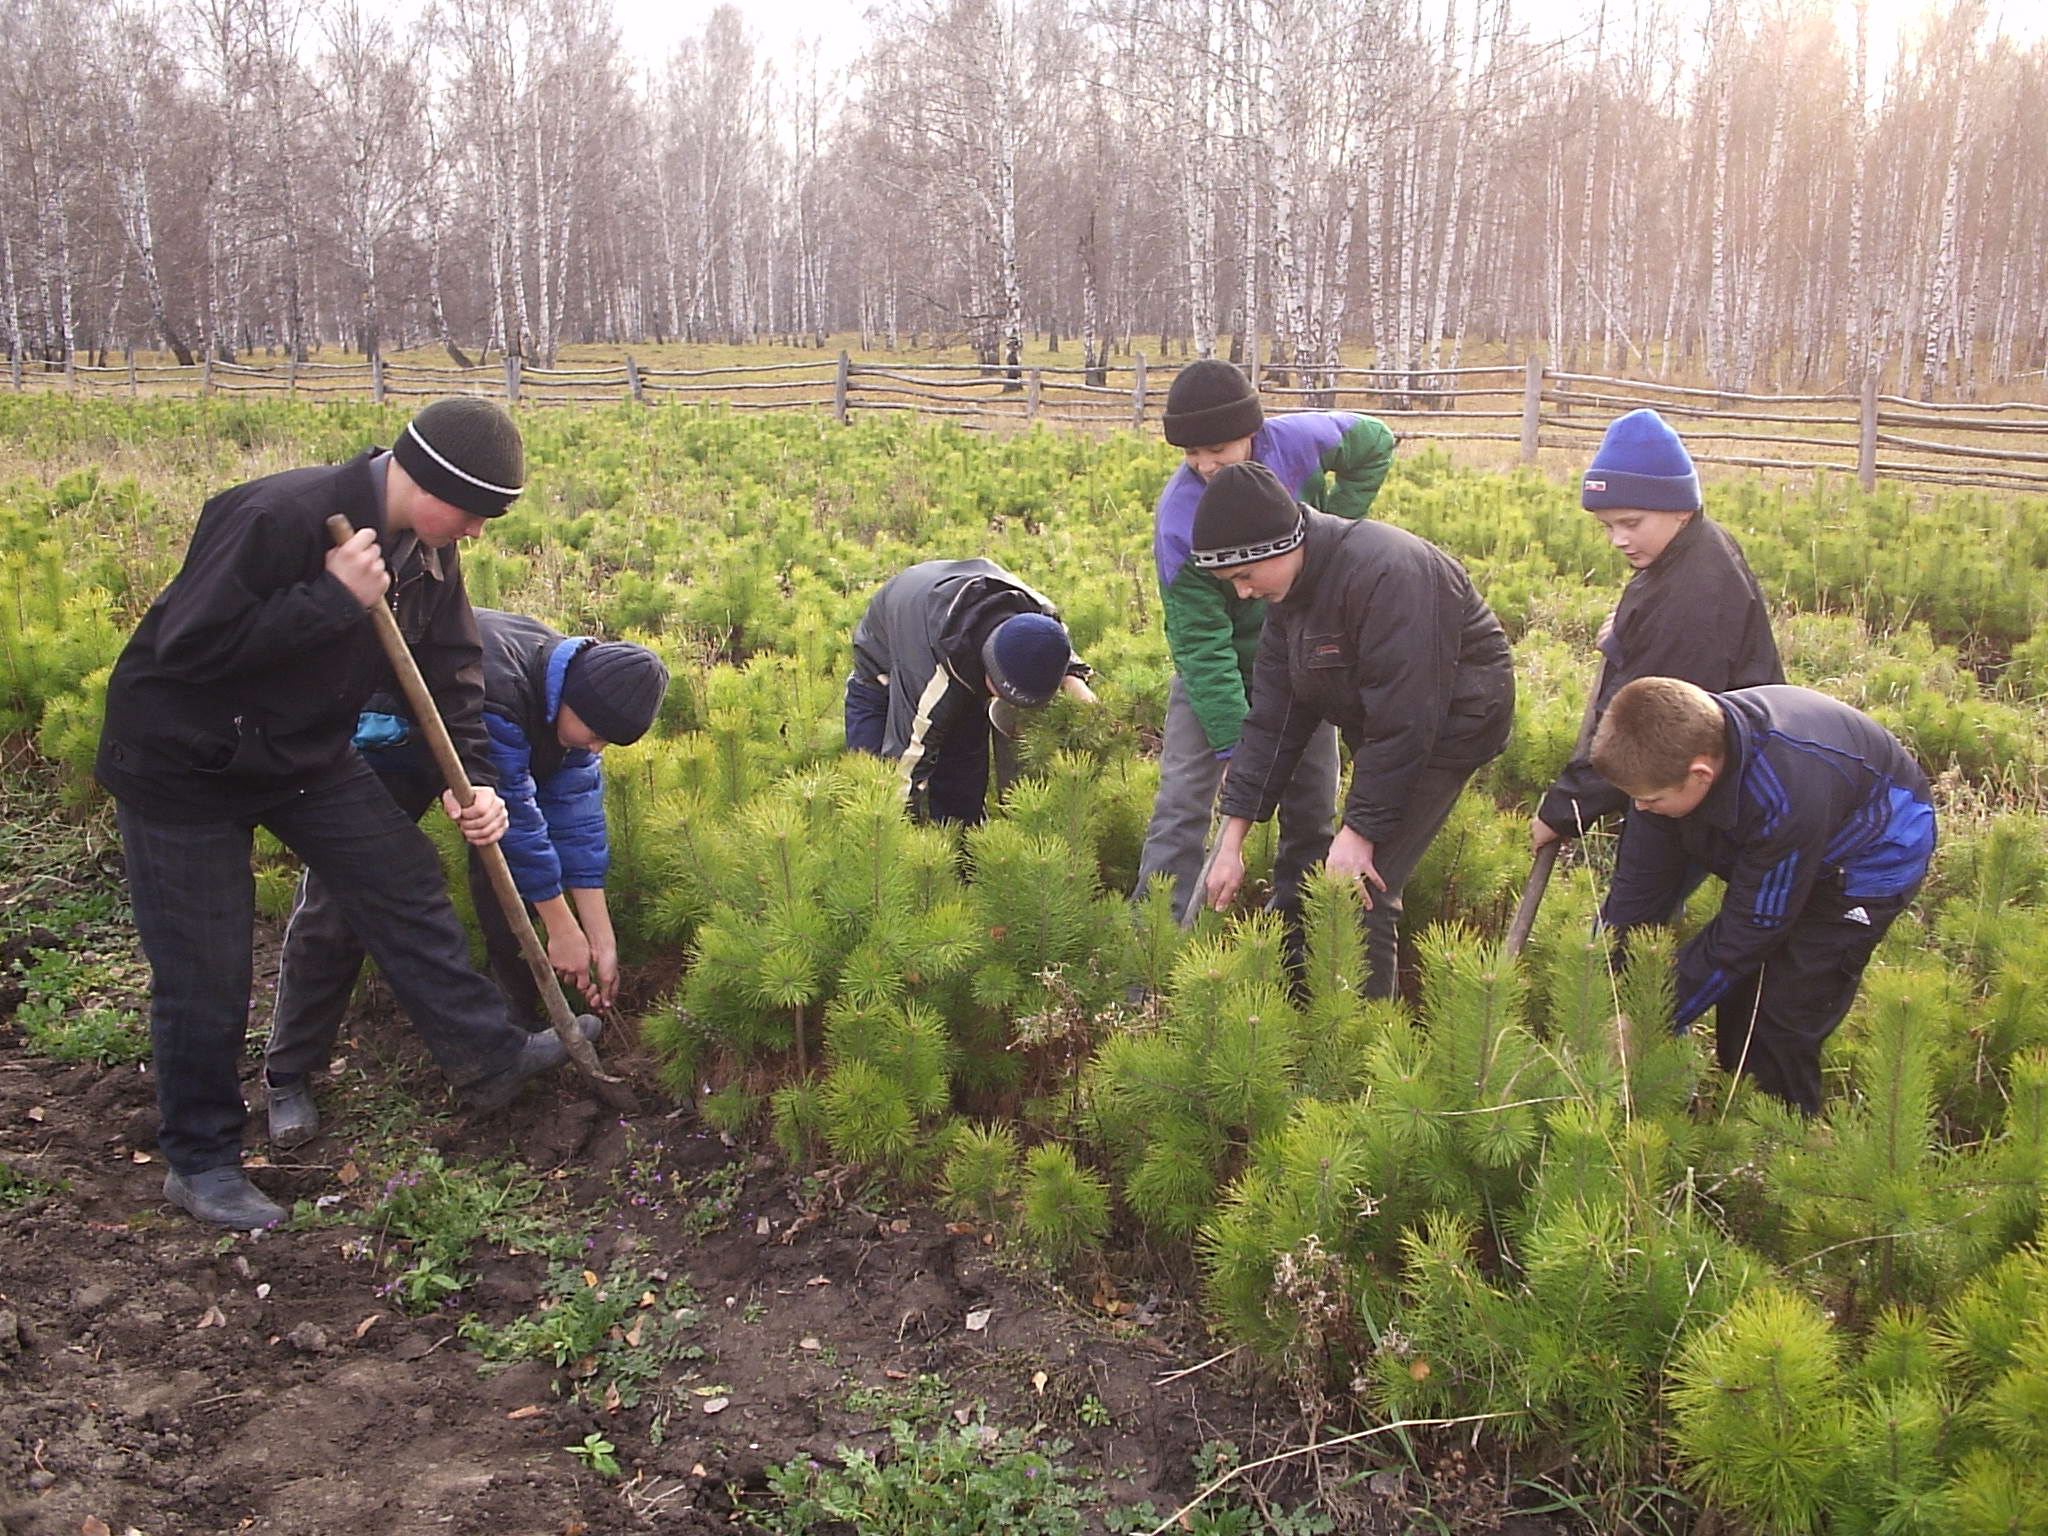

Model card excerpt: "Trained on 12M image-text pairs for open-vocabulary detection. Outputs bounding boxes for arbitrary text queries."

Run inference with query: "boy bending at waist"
[1592,677,1936,1115]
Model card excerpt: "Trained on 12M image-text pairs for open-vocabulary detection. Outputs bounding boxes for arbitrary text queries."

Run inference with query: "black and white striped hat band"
[1189,520,1307,569]
[404,421,523,498]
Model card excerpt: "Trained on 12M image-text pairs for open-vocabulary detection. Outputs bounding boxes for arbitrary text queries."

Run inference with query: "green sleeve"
[1317,416,1397,521]
[1162,561,1254,754]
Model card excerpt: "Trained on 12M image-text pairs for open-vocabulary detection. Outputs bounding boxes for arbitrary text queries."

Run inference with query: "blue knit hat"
[981,613,1071,707]
[1581,409,1701,513]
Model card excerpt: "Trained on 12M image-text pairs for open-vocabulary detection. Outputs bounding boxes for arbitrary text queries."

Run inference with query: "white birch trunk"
[1921,75,1972,393]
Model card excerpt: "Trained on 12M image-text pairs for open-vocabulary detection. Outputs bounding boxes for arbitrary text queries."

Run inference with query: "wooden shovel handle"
[324,515,629,1097]
[1505,656,1610,957]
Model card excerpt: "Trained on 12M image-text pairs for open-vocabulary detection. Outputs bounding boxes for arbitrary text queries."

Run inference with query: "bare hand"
[1326,825,1385,909]
[325,527,389,608]
[443,785,508,846]
[585,936,620,1010]
[547,925,594,1000]
[1060,674,1098,705]
[1531,816,1563,853]
[1204,845,1247,911]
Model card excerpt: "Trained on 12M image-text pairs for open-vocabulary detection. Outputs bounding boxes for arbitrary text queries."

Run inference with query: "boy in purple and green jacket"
[1132,360,1396,919]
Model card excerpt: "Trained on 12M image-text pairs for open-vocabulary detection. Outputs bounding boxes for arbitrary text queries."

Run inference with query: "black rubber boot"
[163,1167,287,1229]
[267,1075,320,1148]
[463,1015,603,1112]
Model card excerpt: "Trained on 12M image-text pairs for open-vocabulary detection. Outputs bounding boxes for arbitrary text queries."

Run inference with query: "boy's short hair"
[1591,677,1726,789]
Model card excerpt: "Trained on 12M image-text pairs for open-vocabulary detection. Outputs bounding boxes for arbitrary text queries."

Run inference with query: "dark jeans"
[1708,877,1915,1115]
[265,761,546,1087]
[119,760,526,1175]
[845,676,991,826]
[1350,760,1483,1000]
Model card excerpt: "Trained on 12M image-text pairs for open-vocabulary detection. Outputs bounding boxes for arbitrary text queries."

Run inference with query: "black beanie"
[560,642,669,746]
[1162,359,1263,448]
[392,397,525,518]
[1190,462,1306,569]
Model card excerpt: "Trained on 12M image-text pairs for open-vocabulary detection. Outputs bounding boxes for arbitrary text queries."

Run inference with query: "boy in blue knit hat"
[845,558,1093,825]
[1531,408,1783,871]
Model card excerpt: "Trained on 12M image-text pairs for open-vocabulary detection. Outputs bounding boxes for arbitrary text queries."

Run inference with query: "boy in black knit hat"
[1136,358,1397,922]
[1194,462,1514,999]
[264,612,668,1147]
[95,398,600,1227]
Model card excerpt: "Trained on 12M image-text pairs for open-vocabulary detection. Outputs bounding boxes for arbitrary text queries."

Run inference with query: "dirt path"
[0,911,1310,1536]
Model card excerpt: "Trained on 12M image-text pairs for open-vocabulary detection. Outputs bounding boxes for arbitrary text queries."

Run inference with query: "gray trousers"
[1133,677,1341,920]
[265,765,543,1086]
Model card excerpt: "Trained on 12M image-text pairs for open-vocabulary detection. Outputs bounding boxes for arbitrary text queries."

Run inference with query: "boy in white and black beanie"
[94,397,603,1229]
[1135,359,1399,928]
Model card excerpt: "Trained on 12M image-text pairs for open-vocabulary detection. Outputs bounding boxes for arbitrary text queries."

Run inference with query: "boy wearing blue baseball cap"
[1531,409,1783,864]
[845,559,1093,824]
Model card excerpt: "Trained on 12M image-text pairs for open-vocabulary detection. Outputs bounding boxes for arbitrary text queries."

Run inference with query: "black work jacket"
[1539,514,1781,836]
[96,450,493,821]
[1218,511,1515,842]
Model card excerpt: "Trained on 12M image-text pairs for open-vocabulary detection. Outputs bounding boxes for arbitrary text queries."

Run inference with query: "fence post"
[1131,352,1148,430]
[126,347,138,399]
[201,353,214,398]
[1026,368,1041,421]
[625,353,644,404]
[287,353,297,398]
[1520,355,1543,463]
[8,347,19,392]
[64,349,77,392]
[371,352,386,404]
[834,350,850,424]
[1857,369,1879,492]
[503,354,521,404]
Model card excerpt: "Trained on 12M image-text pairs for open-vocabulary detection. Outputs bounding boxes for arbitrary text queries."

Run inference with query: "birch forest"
[2,0,2043,398]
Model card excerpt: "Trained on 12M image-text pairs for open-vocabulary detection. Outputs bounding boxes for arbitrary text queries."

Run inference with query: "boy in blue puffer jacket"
[1592,677,1936,1116]
[263,610,668,1145]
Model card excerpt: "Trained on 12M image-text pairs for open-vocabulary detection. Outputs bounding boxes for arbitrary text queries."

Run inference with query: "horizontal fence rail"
[11,348,2047,492]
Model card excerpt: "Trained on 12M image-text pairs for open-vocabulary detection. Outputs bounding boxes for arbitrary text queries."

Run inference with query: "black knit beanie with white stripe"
[392,398,525,517]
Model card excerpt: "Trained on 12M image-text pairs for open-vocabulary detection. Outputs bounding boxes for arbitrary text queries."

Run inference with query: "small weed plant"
[565,1432,621,1478]
[752,1418,1085,1536]
[0,1158,54,1206]
[841,1372,955,1429]
[296,1152,582,1313]
[10,939,150,1066]
[463,1266,704,1409]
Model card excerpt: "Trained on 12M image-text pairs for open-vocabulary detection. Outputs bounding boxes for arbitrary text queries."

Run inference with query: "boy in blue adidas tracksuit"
[263,609,668,1145]
[1592,677,1936,1115]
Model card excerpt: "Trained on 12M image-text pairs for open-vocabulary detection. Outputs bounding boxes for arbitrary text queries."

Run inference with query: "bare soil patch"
[0,910,1301,1536]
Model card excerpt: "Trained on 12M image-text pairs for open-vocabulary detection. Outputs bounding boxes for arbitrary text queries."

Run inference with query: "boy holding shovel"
[264,611,667,1148]
[96,399,596,1228]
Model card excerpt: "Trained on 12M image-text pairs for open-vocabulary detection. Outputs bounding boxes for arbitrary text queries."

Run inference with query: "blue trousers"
[118,759,526,1175]
[845,675,991,825]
